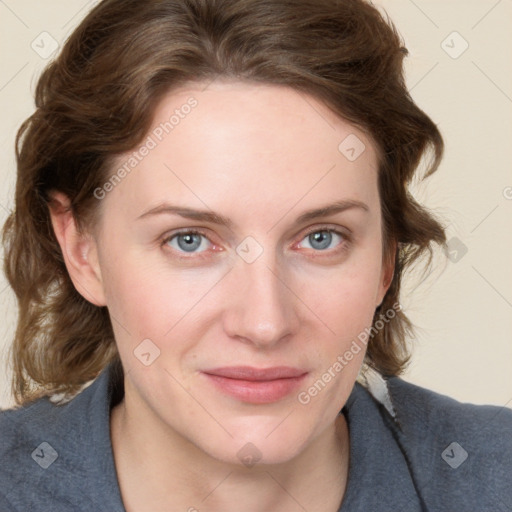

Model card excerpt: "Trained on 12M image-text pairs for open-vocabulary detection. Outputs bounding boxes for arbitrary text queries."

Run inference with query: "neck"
[110,381,350,512]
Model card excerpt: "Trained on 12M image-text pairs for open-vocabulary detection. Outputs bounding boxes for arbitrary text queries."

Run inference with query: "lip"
[202,366,308,404]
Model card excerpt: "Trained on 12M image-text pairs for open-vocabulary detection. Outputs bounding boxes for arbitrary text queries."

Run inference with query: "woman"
[0,0,510,511]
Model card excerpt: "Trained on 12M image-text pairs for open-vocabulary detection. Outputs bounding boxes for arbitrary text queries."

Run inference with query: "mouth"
[201,366,308,404]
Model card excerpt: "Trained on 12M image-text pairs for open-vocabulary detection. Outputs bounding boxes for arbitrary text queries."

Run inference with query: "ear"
[376,238,397,308]
[48,191,106,307]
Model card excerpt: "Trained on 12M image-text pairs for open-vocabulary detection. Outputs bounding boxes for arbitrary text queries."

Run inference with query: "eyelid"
[162,228,206,243]
[160,224,351,258]
[293,224,351,251]
[161,228,219,256]
[301,223,351,238]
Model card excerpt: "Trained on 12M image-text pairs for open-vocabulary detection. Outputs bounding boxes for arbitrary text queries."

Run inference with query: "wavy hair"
[2,0,446,405]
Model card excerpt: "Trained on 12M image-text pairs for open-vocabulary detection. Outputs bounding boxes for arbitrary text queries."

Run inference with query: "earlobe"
[48,191,107,307]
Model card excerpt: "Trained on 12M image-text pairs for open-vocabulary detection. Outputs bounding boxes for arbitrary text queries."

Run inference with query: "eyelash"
[296,226,351,256]
[161,225,351,260]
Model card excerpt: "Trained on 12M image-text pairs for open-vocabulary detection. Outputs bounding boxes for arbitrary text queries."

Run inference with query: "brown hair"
[2,0,446,405]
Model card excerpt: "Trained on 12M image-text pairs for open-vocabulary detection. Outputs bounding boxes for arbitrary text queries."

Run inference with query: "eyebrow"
[136,199,369,227]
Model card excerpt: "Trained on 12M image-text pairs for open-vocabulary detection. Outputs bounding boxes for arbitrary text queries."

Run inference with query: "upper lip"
[203,366,308,381]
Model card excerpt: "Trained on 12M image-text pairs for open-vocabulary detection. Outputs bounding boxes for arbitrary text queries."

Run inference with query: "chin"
[194,421,314,468]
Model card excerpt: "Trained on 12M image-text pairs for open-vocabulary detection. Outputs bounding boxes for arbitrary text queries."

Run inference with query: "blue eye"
[163,228,347,257]
[298,230,343,251]
[165,231,212,253]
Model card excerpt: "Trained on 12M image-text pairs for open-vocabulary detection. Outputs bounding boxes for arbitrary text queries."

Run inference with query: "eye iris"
[309,231,332,250]
[177,233,202,252]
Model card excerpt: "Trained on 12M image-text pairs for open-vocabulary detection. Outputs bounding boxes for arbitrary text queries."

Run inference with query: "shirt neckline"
[96,362,419,511]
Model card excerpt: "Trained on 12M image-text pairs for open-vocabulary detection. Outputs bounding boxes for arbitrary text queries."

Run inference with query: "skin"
[49,79,394,512]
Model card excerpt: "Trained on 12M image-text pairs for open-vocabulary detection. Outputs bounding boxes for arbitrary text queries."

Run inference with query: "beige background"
[0,0,511,409]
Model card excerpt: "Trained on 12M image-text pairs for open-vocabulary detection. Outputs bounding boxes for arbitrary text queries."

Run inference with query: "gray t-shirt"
[1,363,511,511]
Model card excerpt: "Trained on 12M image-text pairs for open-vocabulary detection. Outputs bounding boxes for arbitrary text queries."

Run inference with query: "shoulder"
[0,383,95,509]
[0,393,67,476]
[0,364,124,511]
[0,378,97,465]
[0,393,79,509]
[384,376,512,508]
[387,376,512,443]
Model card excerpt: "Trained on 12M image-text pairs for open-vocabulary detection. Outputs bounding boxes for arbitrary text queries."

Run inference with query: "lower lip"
[203,373,307,404]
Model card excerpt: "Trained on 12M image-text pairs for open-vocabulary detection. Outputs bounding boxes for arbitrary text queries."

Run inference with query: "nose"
[223,253,299,349]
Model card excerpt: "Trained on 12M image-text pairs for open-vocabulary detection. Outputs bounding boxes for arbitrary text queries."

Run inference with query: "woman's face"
[93,80,393,465]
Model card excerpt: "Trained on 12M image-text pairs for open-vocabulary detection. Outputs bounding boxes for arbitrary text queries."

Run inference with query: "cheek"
[98,222,383,356]
[100,250,227,341]
[294,263,380,412]
[302,282,376,383]
[296,254,383,337]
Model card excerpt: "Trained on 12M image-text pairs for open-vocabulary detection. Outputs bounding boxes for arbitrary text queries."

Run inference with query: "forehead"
[106,80,380,222]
